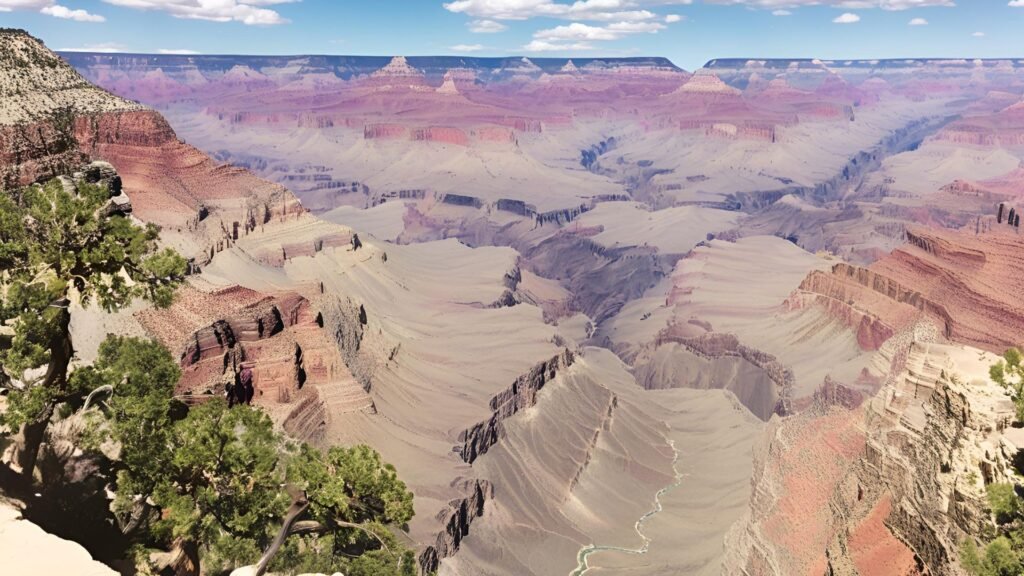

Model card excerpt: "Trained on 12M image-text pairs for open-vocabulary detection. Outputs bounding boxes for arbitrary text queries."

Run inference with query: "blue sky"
[1,1,1022,70]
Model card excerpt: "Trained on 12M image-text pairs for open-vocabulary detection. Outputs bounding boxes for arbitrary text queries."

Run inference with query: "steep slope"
[602,236,880,417]
[0,30,303,265]
[793,226,1024,354]
[725,331,1019,576]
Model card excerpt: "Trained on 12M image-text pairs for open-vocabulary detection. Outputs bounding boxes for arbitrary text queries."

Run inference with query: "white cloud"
[59,42,128,52]
[0,0,105,20]
[158,48,200,54]
[443,0,689,22]
[665,13,682,22]
[41,3,105,21]
[529,18,665,51]
[450,43,485,51]
[1011,0,1024,6]
[772,9,791,15]
[703,0,953,9]
[972,31,985,36]
[908,17,927,24]
[468,18,508,32]
[522,39,595,51]
[0,0,50,10]
[535,22,621,40]
[101,0,295,25]
[833,12,860,23]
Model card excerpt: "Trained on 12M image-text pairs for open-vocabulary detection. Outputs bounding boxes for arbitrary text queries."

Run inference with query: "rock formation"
[795,227,1024,353]
[138,286,374,443]
[457,350,575,463]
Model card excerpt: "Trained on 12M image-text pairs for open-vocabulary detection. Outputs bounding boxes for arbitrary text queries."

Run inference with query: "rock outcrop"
[671,69,741,96]
[138,286,373,442]
[644,327,795,418]
[725,325,1020,576]
[418,479,494,574]
[795,227,1024,354]
[456,350,575,464]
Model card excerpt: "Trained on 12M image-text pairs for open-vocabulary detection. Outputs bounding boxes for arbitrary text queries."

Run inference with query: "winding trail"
[569,436,685,576]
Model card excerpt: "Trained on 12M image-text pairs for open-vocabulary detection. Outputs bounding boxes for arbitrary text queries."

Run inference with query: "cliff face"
[831,340,1017,576]
[725,328,1020,576]
[635,327,794,419]
[137,286,374,443]
[418,479,494,574]
[796,228,1024,354]
[0,30,142,187]
[457,350,575,464]
[0,30,307,265]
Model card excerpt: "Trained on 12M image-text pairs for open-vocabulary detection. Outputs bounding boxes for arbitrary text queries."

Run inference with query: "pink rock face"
[672,70,741,96]
[797,227,1024,354]
[364,123,409,140]
[933,98,1024,147]
[66,55,910,158]
[474,126,516,143]
[847,496,922,576]
[137,286,368,441]
[743,407,867,576]
[412,126,469,146]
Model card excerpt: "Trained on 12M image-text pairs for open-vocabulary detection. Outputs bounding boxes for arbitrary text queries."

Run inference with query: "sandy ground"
[573,202,740,254]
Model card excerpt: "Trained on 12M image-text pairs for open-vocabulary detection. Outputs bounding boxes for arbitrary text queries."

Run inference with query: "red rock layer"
[137,285,373,442]
[2,106,306,264]
[412,126,470,146]
[795,227,1024,353]
[847,496,922,576]
[740,407,867,576]
[945,167,1024,201]
[364,123,409,140]
[933,101,1024,147]
[0,120,90,186]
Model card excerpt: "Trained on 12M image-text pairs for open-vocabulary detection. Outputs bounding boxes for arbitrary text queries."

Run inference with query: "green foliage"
[149,399,287,571]
[291,443,415,528]
[70,336,182,506]
[0,175,186,435]
[83,346,418,575]
[988,484,1022,525]
[991,348,1024,423]
[963,483,1024,576]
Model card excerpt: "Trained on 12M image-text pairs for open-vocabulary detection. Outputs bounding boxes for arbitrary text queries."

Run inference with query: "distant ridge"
[58,52,683,76]
[705,57,1024,69]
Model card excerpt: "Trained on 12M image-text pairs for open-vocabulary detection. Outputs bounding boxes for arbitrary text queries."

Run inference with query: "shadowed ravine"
[570,437,685,576]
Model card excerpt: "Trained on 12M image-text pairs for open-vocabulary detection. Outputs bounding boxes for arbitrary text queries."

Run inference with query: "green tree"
[991,348,1024,422]
[0,175,187,483]
[987,484,1022,525]
[149,399,287,573]
[97,385,417,575]
[68,335,183,535]
[962,483,1024,576]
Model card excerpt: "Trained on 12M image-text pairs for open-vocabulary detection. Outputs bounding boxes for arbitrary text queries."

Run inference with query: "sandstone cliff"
[794,228,1024,354]
[0,30,306,266]
[724,324,1020,576]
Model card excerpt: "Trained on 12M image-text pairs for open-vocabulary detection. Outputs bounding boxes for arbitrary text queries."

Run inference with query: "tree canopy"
[990,348,1024,422]
[960,480,1024,576]
[0,172,187,482]
[79,336,417,576]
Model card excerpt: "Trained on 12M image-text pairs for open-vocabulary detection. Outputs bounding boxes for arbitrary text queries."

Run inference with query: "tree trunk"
[254,490,309,576]
[15,403,53,484]
[15,303,72,484]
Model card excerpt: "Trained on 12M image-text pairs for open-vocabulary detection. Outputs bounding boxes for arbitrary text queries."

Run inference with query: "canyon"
[3,27,1024,576]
